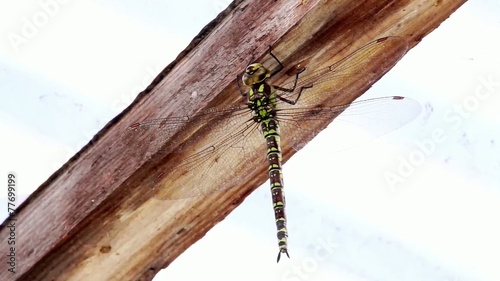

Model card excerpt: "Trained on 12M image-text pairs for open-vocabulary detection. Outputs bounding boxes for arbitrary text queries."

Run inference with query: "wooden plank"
[0,0,466,280]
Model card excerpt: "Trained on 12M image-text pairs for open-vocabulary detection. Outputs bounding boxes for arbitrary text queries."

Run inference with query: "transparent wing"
[128,103,249,155]
[277,96,421,151]
[129,103,267,200]
[278,36,408,105]
[272,36,414,150]
[131,97,419,200]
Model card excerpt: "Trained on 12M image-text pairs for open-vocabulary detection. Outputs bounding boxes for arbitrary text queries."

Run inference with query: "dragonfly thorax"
[242,63,271,86]
[247,83,277,123]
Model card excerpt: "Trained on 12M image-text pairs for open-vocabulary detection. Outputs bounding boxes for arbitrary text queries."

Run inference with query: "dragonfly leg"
[269,43,307,94]
[274,66,305,91]
[275,82,313,105]
[269,52,311,105]
[269,45,284,78]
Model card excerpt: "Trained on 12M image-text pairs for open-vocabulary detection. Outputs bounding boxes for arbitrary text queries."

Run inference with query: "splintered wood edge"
[0,1,466,280]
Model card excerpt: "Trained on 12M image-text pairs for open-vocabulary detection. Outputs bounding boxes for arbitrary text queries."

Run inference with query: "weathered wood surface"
[0,0,466,280]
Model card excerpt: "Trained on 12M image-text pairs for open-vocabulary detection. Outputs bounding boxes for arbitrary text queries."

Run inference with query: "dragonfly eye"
[243,63,270,86]
[246,63,261,75]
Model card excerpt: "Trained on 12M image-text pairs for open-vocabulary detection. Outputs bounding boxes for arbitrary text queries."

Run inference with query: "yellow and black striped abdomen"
[262,118,288,261]
[248,82,289,261]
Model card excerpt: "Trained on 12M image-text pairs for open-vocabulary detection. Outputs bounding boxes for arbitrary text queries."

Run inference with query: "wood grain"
[0,0,466,280]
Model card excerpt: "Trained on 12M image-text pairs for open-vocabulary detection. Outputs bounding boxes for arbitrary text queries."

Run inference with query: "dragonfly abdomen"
[262,117,289,262]
[248,81,290,262]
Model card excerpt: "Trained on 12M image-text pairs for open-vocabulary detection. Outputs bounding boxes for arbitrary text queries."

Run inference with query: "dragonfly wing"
[278,96,421,151]
[274,36,413,151]
[128,103,249,156]
[150,109,265,200]
[278,36,408,106]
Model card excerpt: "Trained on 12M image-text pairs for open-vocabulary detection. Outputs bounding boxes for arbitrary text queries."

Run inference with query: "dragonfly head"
[242,63,270,86]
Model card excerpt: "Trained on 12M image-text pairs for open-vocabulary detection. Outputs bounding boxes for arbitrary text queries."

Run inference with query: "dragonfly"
[129,36,421,262]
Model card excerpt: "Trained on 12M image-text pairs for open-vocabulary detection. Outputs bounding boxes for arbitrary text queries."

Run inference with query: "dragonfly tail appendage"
[277,247,290,263]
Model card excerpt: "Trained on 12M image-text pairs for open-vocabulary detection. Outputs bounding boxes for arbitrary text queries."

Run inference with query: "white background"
[1,1,500,281]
